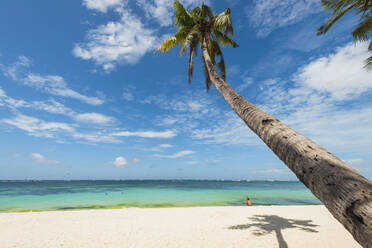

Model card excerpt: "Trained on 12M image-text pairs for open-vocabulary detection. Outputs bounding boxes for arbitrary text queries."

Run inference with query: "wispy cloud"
[31,153,61,166]
[73,113,114,124]
[246,0,321,37]
[122,89,134,101]
[24,74,104,105]
[0,87,113,125]
[111,130,176,138]
[1,56,104,105]
[82,0,124,13]
[0,56,31,80]
[154,150,194,159]
[3,114,75,138]
[2,114,120,143]
[191,112,259,145]
[159,144,173,148]
[148,143,174,151]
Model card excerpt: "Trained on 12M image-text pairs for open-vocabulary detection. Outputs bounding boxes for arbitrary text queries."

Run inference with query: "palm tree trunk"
[201,39,372,248]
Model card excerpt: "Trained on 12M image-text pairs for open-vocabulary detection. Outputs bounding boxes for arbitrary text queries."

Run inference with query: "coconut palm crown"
[317,0,372,69]
[157,0,239,90]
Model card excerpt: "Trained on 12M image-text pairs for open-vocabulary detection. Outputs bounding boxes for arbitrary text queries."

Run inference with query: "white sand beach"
[0,205,361,248]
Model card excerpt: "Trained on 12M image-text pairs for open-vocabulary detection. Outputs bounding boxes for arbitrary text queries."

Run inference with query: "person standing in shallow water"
[246,196,252,206]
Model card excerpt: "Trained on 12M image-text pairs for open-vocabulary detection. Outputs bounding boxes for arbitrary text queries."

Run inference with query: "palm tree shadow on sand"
[228,215,319,248]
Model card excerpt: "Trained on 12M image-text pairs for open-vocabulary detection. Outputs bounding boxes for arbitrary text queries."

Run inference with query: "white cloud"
[73,9,159,71]
[71,132,120,143]
[247,0,321,37]
[0,88,115,127]
[24,74,104,105]
[155,150,194,158]
[160,144,173,148]
[136,0,202,27]
[3,114,75,138]
[122,90,134,101]
[294,42,371,100]
[0,56,31,80]
[73,112,114,124]
[112,130,176,138]
[31,153,61,166]
[191,112,259,145]
[113,156,128,167]
[255,44,372,153]
[1,56,104,105]
[2,113,121,144]
[33,99,72,115]
[236,77,253,92]
[83,0,124,13]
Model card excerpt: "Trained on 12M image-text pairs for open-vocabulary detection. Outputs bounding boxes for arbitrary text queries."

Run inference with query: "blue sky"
[0,0,371,180]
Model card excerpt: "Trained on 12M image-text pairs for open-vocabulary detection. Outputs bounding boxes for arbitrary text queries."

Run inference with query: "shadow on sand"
[228,215,319,248]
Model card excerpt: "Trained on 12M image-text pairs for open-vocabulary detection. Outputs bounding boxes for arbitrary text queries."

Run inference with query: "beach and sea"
[0,180,361,247]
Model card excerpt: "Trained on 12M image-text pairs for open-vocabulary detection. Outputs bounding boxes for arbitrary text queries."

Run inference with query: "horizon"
[0,0,371,181]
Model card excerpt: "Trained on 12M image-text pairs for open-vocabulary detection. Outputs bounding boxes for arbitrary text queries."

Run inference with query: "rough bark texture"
[201,39,372,248]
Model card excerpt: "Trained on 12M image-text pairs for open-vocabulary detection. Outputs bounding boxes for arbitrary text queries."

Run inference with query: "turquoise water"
[0,180,321,212]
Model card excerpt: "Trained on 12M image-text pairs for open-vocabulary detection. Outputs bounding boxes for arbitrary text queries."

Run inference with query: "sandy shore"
[1,205,361,248]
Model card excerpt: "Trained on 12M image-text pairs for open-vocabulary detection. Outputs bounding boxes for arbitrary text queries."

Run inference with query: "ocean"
[0,180,321,212]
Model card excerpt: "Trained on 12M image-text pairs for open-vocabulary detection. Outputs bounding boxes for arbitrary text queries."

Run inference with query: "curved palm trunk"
[201,39,372,248]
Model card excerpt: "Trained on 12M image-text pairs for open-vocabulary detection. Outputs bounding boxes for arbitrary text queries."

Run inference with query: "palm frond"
[174,0,193,27]
[213,30,239,48]
[213,8,234,37]
[179,27,200,56]
[174,26,192,44]
[188,37,199,84]
[191,6,202,20]
[207,37,216,65]
[213,40,226,81]
[320,0,356,12]
[318,2,358,35]
[157,37,177,54]
[202,4,214,20]
[352,14,372,42]
[365,41,372,70]
[202,56,212,91]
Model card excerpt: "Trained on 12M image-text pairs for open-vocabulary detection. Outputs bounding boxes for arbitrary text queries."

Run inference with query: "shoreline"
[1,203,323,213]
[1,205,361,248]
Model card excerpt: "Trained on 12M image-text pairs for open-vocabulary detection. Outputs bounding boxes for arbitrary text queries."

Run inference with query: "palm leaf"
[157,37,177,54]
[213,30,239,48]
[352,14,372,42]
[202,4,214,20]
[174,0,193,27]
[320,0,357,12]
[202,56,212,91]
[318,2,358,35]
[213,8,234,37]
[179,27,200,56]
[188,37,199,84]
[212,40,226,81]
[365,41,372,70]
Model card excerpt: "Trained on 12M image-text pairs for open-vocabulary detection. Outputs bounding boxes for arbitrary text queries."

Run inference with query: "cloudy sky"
[0,0,371,180]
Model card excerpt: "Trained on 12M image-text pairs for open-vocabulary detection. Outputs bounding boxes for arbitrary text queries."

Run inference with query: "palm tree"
[317,0,372,70]
[157,1,372,247]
